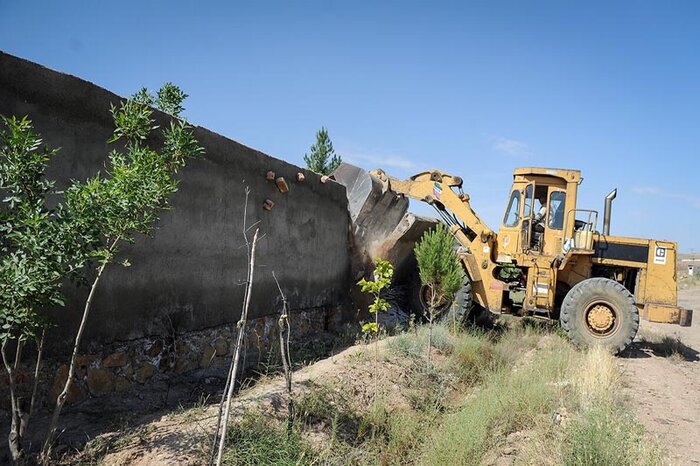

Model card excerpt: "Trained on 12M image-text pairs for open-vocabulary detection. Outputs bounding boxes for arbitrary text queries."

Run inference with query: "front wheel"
[560,278,639,354]
[408,270,475,326]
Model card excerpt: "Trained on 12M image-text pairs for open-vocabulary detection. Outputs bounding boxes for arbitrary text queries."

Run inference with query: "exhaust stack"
[603,188,617,236]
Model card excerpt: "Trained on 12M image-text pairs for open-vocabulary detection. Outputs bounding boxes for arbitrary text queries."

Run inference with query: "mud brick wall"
[0,51,353,356]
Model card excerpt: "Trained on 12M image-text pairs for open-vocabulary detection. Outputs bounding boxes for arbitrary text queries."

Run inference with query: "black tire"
[408,270,474,326]
[560,278,639,354]
[553,281,572,316]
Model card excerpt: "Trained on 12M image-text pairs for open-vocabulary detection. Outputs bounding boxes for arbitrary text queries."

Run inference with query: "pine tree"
[414,223,464,363]
[303,127,341,175]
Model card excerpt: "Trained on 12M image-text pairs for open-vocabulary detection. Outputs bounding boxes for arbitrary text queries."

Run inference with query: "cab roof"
[513,167,581,183]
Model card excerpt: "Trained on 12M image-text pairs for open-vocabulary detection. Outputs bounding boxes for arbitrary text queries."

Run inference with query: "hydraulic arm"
[369,169,504,310]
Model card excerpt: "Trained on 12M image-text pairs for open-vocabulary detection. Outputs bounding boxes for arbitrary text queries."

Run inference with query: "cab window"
[523,185,534,218]
[548,191,566,229]
[503,190,521,227]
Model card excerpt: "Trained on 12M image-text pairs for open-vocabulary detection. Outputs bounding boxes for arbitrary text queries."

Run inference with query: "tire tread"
[560,278,638,354]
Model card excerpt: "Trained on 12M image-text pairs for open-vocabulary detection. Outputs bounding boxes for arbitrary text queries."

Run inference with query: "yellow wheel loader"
[335,164,692,354]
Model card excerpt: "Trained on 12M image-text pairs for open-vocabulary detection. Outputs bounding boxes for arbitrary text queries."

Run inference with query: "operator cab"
[498,168,585,258]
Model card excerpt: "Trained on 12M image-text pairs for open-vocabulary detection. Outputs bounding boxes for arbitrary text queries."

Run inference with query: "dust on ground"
[619,286,700,466]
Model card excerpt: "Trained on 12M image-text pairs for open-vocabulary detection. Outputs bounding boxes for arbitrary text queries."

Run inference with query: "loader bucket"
[333,163,437,283]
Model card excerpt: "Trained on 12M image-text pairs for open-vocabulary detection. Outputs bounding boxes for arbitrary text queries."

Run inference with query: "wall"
[0,51,353,355]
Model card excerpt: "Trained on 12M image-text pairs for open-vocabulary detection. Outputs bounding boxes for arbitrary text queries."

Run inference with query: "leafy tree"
[414,223,464,364]
[0,116,91,463]
[131,87,155,107]
[133,82,189,118]
[303,126,341,175]
[42,85,203,459]
[357,258,393,398]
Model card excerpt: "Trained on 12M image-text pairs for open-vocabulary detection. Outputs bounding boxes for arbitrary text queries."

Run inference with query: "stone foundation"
[1,306,348,412]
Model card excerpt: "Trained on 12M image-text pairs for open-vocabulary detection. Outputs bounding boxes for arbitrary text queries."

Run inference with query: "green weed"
[222,413,313,466]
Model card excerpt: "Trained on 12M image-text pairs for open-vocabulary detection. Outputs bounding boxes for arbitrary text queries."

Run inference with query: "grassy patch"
[678,272,700,289]
[562,404,664,466]
[448,328,499,384]
[295,384,364,444]
[424,337,569,465]
[222,413,314,466]
[56,424,157,466]
[387,324,453,359]
[560,345,665,466]
[293,379,438,464]
[219,323,664,466]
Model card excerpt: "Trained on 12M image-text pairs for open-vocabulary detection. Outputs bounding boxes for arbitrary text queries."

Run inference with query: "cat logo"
[653,246,667,265]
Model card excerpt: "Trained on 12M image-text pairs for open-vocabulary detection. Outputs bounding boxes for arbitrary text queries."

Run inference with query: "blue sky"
[2,1,699,251]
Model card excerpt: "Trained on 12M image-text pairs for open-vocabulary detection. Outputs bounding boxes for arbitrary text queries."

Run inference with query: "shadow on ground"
[620,337,699,361]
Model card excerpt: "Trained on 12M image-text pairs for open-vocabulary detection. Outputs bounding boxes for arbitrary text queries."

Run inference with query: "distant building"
[690,265,695,276]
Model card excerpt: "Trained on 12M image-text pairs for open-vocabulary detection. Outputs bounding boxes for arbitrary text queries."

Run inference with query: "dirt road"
[620,287,700,465]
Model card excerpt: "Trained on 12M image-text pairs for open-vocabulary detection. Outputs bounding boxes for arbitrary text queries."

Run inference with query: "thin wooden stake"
[273,271,294,435]
[215,227,260,466]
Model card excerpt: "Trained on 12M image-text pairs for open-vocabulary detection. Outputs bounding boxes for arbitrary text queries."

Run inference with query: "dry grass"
[422,331,570,465]
[421,331,664,466]
[562,404,665,466]
[571,345,620,407]
[73,321,665,466]
[216,323,665,465]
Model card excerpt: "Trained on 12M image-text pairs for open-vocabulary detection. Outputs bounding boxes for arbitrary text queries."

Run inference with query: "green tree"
[42,85,203,459]
[414,223,464,364]
[0,115,91,463]
[132,82,189,117]
[303,126,341,175]
[357,258,393,398]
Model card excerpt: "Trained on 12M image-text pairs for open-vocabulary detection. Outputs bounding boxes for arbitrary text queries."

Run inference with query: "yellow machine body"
[370,167,691,329]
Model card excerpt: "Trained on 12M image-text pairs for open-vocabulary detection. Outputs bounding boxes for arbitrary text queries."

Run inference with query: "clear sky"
[1,1,699,251]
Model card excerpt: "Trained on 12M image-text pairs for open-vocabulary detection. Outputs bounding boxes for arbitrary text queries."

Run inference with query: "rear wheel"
[409,270,474,325]
[560,278,639,354]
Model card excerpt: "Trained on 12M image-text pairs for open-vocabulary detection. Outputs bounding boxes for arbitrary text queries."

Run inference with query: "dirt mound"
[82,340,420,465]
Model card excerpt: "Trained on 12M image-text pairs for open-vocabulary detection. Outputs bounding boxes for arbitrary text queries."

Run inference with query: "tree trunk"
[273,272,293,435]
[375,294,379,358]
[427,312,433,365]
[208,359,234,466]
[22,329,45,437]
[215,228,259,466]
[279,316,293,434]
[2,340,24,464]
[209,190,252,465]
[427,287,436,365]
[42,259,108,461]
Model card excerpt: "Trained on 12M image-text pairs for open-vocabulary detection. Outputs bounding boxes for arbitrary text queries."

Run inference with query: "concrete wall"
[0,51,352,354]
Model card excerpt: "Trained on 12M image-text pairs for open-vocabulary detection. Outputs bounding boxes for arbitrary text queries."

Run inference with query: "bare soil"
[619,286,700,465]
[63,289,700,465]
[88,340,423,465]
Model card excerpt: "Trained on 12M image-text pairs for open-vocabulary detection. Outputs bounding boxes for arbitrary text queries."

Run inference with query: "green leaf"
[414,223,465,310]
[361,322,378,333]
[0,83,202,343]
